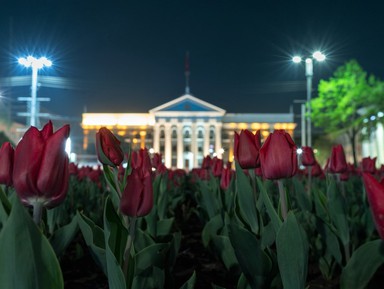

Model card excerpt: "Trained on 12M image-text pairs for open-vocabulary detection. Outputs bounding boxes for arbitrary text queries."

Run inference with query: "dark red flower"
[0,142,14,186]
[362,173,384,239]
[234,129,261,169]
[13,121,70,208]
[328,144,347,174]
[96,127,124,167]
[301,146,316,166]
[361,157,377,174]
[220,167,232,190]
[259,130,297,180]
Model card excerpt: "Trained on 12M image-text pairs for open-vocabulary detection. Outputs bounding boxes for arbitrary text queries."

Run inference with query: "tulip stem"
[248,169,258,211]
[113,168,122,198]
[307,166,312,197]
[123,216,137,277]
[277,180,288,221]
[33,201,44,226]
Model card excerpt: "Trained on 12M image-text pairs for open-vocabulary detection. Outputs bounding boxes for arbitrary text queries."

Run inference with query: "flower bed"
[0,124,384,289]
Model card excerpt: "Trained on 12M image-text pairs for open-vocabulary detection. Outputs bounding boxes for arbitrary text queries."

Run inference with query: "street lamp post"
[292,51,325,148]
[18,56,52,127]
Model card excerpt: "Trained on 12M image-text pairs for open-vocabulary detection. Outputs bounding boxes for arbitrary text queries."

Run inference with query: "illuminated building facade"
[81,93,296,170]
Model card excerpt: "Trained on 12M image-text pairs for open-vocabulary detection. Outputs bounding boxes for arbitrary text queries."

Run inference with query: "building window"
[184,145,190,152]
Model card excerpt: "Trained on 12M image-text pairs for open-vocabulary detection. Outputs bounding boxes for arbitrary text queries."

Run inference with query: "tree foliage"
[311,59,384,165]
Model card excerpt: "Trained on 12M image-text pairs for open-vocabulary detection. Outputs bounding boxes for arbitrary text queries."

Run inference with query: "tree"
[311,59,383,166]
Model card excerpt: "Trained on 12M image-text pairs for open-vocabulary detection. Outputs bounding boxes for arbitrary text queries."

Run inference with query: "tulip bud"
[120,168,153,217]
[361,157,377,174]
[259,130,297,180]
[211,157,223,177]
[96,127,124,167]
[220,167,232,190]
[301,146,316,166]
[234,129,261,169]
[0,142,14,186]
[328,144,347,174]
[362,173,384,239]
[13,121,70,208]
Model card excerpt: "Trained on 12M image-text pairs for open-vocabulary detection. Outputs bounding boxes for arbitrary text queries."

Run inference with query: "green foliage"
[0,197,64,289]
[312,59,378,135]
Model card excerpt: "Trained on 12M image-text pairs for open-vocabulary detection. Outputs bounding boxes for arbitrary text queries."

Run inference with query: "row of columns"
[153,121,223,168]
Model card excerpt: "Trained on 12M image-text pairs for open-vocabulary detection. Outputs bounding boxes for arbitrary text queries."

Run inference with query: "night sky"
[0,0,384,131]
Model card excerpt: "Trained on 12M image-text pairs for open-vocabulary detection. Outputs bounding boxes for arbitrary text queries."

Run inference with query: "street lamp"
[18,56,52,127]
[292,51,326,148]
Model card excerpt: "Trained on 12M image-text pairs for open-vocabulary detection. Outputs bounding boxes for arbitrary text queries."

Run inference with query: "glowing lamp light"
[312,51,326,62]
[149,148,155,154]
[18,56,52,69]
[292,56,302,63]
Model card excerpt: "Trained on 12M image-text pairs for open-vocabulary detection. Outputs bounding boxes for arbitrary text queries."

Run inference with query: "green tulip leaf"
[234,162,260,235]
[77,211,107,275]
[132,266,165,289]
[50,213,79,257]
[178,271,196,289]
[276,212,308,289]
[229,221,273,289]
[104,197,128,289]
[135,243,169,275]
[327,178,350,247]
[292,177,312,212]
[257,178,282,234]
[0,197,63,289]
[202,214,224,247]
[340,239,384,289]
[157,217,174,236]
[212,235,239,270]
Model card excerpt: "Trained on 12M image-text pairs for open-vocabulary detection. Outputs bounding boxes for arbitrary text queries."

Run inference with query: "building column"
[83,129,89,151]
[203,123,210,156]
[228,131,235,164]
[140,131,146,149]
[177,123,184,168]
[164,123,172,168]
[153,124,160,153]
[215,123,223,158]
[191,122,197,167]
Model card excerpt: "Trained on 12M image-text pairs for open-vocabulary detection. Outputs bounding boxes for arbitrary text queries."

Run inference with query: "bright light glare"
[292,56,302,63]
[297,148,303,155]
[378,112,384,118]
[18,56,53,69]
[149,148,155,154]
[313,51,326,62]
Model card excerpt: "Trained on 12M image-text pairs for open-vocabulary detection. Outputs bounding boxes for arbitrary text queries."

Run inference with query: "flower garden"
[0,121,383,289]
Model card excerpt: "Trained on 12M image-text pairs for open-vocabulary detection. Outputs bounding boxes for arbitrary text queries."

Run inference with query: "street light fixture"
[18,56,52,127]
[292,51,326,148]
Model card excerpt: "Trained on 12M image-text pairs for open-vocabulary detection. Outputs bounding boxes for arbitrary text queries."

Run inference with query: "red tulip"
[220,167,232,190]
[307,160,324,177]
[0,142,14,186]
[234,129,261,169]
[361,157,377,174]
[211,157,223,177]
[131,148,152,174]
[120,168,153,217]
[328,144,347,174]
[13,121,70,208]
[201,155,212,169]
[121,148,153,217]
[259,130,297,180]
[301,146,316,166]
[362,173,384,239]
[96,127,124,167]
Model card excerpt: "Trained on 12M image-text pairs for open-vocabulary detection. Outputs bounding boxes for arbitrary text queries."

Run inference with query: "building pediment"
[149,94,226,115]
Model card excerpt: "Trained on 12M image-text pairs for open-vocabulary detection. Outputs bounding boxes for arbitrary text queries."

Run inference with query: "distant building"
[81,93,296,170]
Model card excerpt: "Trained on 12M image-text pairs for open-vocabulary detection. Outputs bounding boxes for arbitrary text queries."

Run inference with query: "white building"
[81,93,296,170]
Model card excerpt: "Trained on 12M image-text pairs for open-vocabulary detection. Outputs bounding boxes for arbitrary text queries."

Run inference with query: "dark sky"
[0,0,384,128]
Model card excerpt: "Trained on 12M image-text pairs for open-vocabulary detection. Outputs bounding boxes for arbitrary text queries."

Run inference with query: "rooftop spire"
[185,51,190,94]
